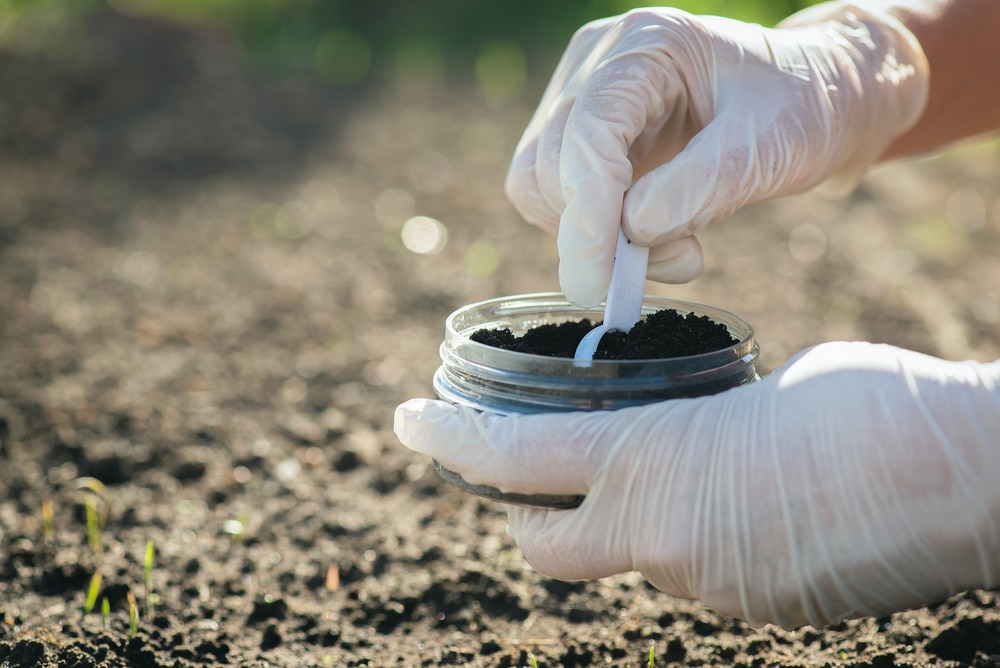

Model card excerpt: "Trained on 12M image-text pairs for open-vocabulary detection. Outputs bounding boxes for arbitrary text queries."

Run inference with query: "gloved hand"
[506,3,929,307]
[395,342,1000,629]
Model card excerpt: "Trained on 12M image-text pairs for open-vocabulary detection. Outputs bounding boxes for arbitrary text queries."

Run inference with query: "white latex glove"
[507,3,929,307]
[395,342,1000,629]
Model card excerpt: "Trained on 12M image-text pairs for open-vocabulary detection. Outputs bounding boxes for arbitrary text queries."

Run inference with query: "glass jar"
[432,292,760,509]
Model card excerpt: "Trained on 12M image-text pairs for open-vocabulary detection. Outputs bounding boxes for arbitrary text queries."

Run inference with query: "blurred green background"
[0,0,820,93]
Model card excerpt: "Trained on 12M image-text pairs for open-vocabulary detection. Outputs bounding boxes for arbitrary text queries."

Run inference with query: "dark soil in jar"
[470,308,738,359]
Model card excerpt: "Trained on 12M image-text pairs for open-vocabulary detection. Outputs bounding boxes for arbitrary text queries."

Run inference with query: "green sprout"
[144,539,157,611]
[41,499,55,541]
[128,591,139,638]
[74,477,110,521]
[75,477,110,557]
[648,643,655,667]
[84,571,102,614]
[84,497,102,556]
[101,597,110,630]
[528,651,538,668]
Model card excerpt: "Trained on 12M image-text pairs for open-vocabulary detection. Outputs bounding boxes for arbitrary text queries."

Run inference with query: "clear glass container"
[432,292,760,509]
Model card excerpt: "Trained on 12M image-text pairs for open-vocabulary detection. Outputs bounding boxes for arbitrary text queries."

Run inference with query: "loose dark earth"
[471,309,738,359]
[2,10,1000,668]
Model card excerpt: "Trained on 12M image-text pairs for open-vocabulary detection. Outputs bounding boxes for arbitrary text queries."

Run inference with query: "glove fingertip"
[559,261,610,309]
[646,237,705,284]
[393,398,464,455]
[506,147,560,231]
[557,225,615,308]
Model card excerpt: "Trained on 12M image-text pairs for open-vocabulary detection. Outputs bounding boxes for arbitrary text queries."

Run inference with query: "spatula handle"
[603,228,649,332]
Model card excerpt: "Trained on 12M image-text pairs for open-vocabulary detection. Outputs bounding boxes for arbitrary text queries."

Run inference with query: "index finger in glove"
[394,398,650,581]
[506,16,619,231]
[556,40,690,307]
[394,398,625,496]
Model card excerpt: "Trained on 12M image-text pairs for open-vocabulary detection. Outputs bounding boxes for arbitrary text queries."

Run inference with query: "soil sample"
[470,308,737,360]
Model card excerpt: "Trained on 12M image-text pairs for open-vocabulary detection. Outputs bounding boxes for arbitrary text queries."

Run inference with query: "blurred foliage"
[0,0,820,87]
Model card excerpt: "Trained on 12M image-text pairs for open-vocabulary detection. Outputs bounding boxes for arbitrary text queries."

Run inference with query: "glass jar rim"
[443,292,757,374]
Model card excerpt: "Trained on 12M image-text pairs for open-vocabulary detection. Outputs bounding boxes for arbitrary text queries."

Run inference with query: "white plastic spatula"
[573,228,650,363]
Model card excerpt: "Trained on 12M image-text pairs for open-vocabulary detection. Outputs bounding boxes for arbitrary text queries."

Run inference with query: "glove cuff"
[779,2,930,195]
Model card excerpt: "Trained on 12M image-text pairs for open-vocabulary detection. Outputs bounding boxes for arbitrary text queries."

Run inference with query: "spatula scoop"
[573,228,649,363]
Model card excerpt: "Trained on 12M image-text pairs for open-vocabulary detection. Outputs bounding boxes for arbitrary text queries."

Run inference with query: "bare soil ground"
[1,12,999,668]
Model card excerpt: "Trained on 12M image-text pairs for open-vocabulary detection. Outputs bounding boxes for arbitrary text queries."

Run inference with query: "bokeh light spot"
[906,219,961,259]
[276,203,314,239]
[787,223,827,263]
[459,120,506,166]
[333,381,369,407]
[392,42,445,84]
[315,30,371,86]
[401,216,448,254]
[250,204,285,239]
[281,376,308,404]
[474,41,526,104]
[945,188,986,233]
[116,251,161,287]
[465,239,500,277]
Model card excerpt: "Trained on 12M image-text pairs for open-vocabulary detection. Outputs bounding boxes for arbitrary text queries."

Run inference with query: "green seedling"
[144,540,154,583]
[128,591,139,638]
[75,477,110,557]
[648,644,655,667]
[101,597,110,630]
[74,476,109,496]
[84,571,102,614]
[85,497,102,556]
[74,477,110,523]
[144,540,159,611]
[528,652,538,668]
